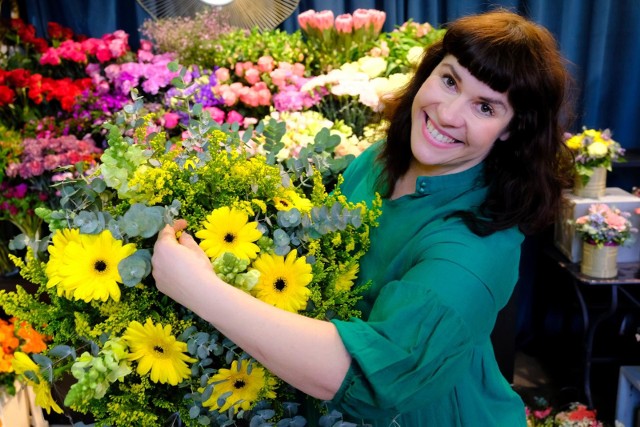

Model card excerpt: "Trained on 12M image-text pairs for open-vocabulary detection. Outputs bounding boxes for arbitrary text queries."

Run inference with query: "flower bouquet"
[573,203,636,278]
[573,203,636,247]
[564,127,625,187]
[0,70,381,426]
[526,399,604,427]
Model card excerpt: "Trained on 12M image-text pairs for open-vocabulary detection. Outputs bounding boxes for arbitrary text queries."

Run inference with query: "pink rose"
[226,110,244,124]
[244,68,261,85]
[162,112,180,129]
[215,67,230,83]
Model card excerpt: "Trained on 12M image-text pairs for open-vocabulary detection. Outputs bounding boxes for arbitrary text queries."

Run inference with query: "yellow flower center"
[93,260,108,273]
[274,278,287,291]
[153,345,167,357]
[224,233,236,243]
[233,379,246,389]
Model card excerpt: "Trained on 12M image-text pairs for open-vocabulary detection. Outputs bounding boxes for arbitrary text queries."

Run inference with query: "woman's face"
[409,54,514,177]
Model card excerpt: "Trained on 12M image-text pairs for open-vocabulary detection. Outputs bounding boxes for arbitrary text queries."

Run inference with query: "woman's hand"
[152,219,215,310]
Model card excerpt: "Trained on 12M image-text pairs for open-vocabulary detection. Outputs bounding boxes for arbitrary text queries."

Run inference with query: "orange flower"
[0,319,19,353]
[0,346,15,373]
[16,321,48,354]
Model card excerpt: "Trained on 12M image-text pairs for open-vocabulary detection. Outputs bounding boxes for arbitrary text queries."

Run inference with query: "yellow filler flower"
[123,319,196,386]
[196,206,262,260]
[252,251,313,312]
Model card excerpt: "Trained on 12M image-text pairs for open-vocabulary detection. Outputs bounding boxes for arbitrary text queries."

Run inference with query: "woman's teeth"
[426,118,458,144]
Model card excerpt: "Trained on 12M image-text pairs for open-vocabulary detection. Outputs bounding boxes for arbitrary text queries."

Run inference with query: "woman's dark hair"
[378,9,575,236]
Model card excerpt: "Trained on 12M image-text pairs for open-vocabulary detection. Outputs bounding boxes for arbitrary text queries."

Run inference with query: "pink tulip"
[313,10,335,31]
[335,14,354,34]
[229,82,245,94]
[352,9,371,30]
[297,9,316,31]
[370,10,386,34]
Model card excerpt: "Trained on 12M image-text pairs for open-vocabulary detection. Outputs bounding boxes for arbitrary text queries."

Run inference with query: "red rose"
[0,85,16,106]
[8,69,31,88]
[47,22,64,39]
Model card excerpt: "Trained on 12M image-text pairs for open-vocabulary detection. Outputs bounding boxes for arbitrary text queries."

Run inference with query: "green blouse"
[329,144,527,426]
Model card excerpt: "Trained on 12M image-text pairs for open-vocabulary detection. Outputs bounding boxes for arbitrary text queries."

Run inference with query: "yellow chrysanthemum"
[201,359,276,414]
[12,352,63,414]
[123,319,196,386]
[196,206,262,260]
[334,263,359,292]
[47,229,136,303]
[273,190,313,213]
[252,251,313,312]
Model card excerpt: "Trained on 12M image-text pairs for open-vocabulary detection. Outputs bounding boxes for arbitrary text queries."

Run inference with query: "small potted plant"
[564,128,625,198]
[573,203,637,278]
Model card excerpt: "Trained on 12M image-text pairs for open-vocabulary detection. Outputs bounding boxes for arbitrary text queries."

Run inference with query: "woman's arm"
[152,220,351,400]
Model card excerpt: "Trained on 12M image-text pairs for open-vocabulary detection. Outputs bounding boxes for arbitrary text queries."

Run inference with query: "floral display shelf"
[0,380,48,427]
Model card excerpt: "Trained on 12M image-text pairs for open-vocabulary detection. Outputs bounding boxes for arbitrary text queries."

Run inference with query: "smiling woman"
[151,9,576,427]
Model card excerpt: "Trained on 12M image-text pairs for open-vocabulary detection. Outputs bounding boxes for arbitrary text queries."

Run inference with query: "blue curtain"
[18,0,640,153]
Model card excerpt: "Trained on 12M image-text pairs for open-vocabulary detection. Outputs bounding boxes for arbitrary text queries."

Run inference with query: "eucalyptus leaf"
[49,345,77,360]
[119,251,151,286]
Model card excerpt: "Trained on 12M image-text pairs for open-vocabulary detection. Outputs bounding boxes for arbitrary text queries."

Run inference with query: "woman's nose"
[438,95,465,127]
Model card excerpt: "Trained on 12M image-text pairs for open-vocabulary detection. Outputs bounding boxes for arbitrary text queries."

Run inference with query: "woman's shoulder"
[339,142,384,198]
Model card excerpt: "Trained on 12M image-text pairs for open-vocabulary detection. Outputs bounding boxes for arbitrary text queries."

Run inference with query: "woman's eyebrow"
[441,62,508,110]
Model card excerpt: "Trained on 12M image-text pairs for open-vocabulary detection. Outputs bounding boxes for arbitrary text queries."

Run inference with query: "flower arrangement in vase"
[564,127,625,198]
[573,203,637,278]
[526,398,604,427]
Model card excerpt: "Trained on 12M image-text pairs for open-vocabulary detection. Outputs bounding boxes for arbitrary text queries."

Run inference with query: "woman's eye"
[442,75,456,88]
[479,103,495,116]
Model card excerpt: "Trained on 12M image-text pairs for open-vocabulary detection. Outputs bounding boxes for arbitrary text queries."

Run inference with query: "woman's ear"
[498,130,511,141]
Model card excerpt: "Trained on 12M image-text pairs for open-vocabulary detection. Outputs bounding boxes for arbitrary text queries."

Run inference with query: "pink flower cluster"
[575,203,629,231]
[101,52,178,96]
[214,56,312,110]
[6,135,102,179]
[0,182,47,217]
[40,30,130,65]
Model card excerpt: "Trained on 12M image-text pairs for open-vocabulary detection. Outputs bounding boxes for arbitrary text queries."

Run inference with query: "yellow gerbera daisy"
[45,228,81,298]
[12,352,63,414]
[48,229,136,303]
[334,263,359,292]
[201,359,276,414]
[273,190,313,213]
[123,319,196,386]
[252,251,313,312]
[196,206,262,260]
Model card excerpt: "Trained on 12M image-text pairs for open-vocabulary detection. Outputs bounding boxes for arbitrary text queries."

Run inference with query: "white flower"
[356,56,387,78]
